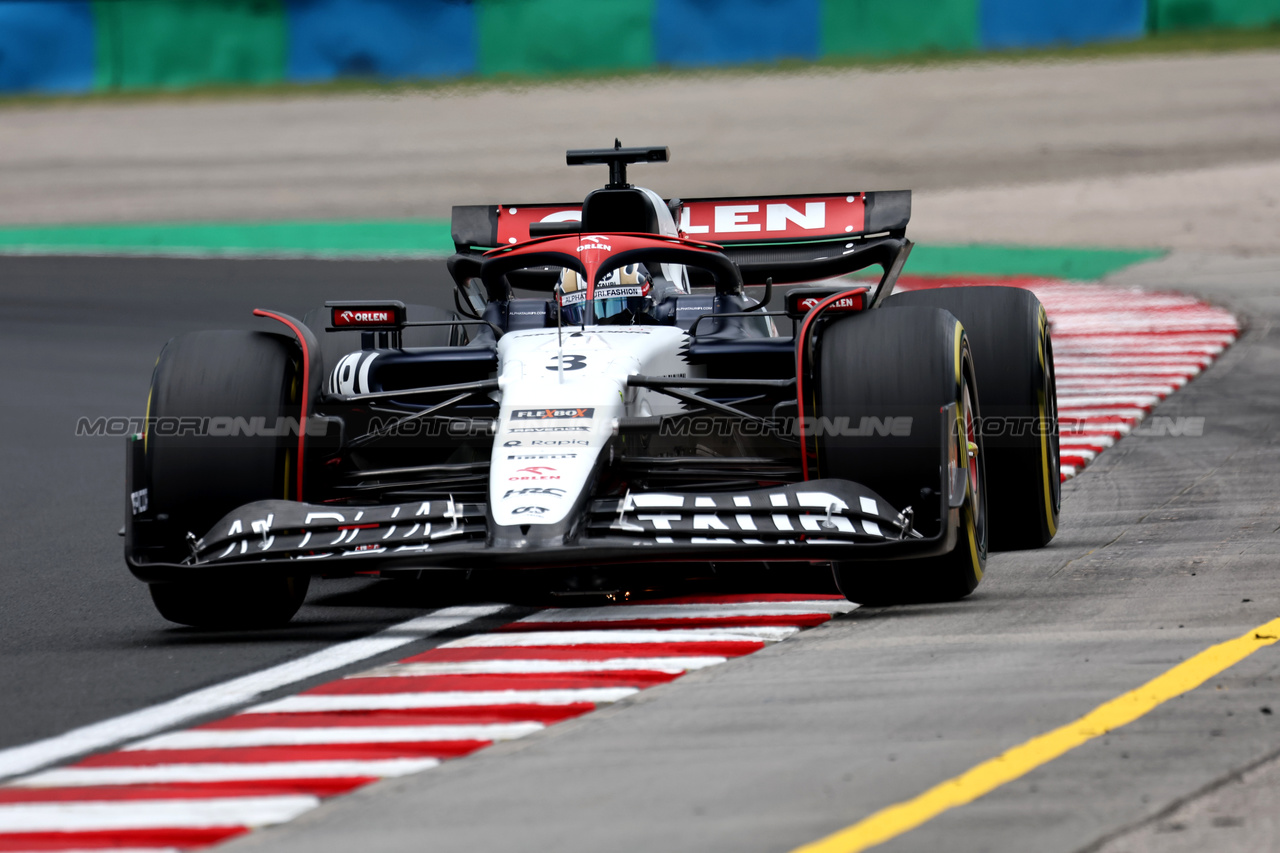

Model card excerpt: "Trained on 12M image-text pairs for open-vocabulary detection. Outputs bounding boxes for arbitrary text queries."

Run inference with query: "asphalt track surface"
[1,250,1277,852]
[0,257,469,752]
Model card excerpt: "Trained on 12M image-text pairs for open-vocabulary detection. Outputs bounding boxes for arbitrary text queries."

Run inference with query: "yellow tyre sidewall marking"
[953,322,981,582]
[1036,308,1058,536]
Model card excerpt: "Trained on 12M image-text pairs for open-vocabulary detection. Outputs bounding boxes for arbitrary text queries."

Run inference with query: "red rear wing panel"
[453,191,910,251]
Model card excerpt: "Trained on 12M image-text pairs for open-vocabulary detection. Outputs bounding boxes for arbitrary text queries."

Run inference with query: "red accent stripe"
[308,671,680,695]
[76,741,488,767]
[252,309,309,501]
[795,288,870,480]
[0,827,247,851]
[0,778,373,803]
[498,613,833,632]
[200,706,591,730]
[399,642,765,663]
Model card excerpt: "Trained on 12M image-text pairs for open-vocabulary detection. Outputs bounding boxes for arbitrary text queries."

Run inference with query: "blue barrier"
[0,1,95,94]
[653,0,820,66]
[286,0,475,82]
[981,0,1147,48]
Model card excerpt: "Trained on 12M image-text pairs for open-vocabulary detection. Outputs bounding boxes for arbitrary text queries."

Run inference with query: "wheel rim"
[1044,331,1061,512]
[961,371,988,559]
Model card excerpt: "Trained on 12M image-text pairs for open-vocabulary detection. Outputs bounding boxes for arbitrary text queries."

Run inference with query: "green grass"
[0,221,1165,279]
[0,221,454,258]
[3,25,1278,109]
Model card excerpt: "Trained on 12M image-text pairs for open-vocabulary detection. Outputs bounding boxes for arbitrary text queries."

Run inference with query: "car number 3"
[547,354,587,371]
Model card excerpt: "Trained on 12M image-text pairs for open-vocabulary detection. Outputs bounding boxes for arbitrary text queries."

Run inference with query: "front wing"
[125,480,962,583]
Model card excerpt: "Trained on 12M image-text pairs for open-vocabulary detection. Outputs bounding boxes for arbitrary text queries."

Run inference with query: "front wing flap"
[126,480,957,582]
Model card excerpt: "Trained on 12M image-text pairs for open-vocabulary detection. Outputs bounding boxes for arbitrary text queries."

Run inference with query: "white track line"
[1054,391,1167,404]
[130,724,542,750]
[0,796,318,832]
[366,657,728,676]
[1060,435,1115,447]
[1054,364,1206,377]
[1053,383,1180,394]
[1058,405,1150,416]
[0,605,507,782]
[252,689,639,714]
[15,759,441,788]
[443,627,799,647]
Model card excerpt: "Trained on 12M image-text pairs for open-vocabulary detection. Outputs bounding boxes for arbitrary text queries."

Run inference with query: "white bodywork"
[490,325,690,527]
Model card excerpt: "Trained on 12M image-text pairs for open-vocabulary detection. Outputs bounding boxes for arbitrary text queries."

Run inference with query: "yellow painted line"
[790,617,1280,853]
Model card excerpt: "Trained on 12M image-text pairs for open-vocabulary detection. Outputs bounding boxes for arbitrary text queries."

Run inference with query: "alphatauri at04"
[125,145,1059,627]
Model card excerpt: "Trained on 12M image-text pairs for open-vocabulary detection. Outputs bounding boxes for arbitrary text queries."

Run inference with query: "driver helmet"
[557,264,654,325]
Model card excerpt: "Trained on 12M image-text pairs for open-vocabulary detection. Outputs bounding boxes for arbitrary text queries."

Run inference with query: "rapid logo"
[512,408,594,420]
[508,454,578,460]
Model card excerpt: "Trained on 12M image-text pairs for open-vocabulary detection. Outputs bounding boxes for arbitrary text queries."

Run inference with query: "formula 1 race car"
[124,145,1060,627]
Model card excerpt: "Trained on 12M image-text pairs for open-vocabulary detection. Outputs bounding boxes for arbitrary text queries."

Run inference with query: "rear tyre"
[145,330,309,628]
[884,286,1058,550]
[816,307,987,605]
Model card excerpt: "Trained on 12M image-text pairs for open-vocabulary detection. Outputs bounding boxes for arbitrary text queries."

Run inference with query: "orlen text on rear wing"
[451,191,912,293]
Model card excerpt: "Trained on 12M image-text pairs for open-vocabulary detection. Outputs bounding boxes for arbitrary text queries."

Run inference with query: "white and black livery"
[124,144,1060,627]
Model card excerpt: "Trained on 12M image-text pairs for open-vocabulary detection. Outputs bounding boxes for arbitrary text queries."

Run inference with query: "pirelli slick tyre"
[816,306,987,605]
[884,286,1059,550]
[145,330,310,628]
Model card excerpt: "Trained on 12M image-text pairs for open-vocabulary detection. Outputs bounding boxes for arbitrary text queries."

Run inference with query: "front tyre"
[816,307,987,605]
[145,330,309,628]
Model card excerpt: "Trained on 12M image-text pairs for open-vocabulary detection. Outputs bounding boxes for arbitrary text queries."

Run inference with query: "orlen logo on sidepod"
[333,309,394,326]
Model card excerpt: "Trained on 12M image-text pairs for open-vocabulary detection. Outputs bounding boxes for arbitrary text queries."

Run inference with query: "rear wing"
[450,191,912,287]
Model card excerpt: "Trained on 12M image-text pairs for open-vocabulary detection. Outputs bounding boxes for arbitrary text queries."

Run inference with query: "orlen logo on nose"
[509,465,559,482]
